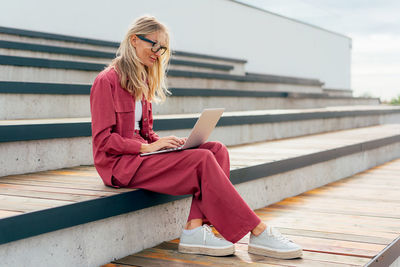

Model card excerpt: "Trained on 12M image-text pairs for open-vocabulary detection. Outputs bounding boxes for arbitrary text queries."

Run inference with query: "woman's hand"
[140,136,186,154]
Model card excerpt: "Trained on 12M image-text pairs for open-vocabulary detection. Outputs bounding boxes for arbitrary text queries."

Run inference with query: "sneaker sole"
[248,245,302,259]
[178,244,235,256]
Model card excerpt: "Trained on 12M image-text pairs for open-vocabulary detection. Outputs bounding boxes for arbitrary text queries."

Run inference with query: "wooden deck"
[0,166,132,219]
[103,158,400,267]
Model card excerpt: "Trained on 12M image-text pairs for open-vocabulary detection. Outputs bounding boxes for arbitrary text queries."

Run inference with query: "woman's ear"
[130,35,137,47]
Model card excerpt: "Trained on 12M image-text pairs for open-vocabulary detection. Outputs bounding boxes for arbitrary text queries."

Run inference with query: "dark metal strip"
[0,55,233,72]
[0,55,106,71]
[0,81,90,95]
[169,88,288,98]
[0,26,119,47]
[0,82,287,97]
[0,123,91,142]
[0,40,115,58]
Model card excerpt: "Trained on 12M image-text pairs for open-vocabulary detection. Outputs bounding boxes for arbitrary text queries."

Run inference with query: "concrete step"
[0,27,324,93]
[0,125,399,265]
[0,46,238,75]
[1,106,399,177]
[0,81,379,119]
[155,89,380,115]
[0,54,323,93]
[0,26,247,75]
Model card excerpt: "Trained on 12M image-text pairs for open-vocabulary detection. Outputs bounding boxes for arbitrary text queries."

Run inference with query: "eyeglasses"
[137,35,168,55]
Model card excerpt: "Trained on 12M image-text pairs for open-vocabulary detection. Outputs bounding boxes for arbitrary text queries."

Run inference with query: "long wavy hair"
[110,16,171,102]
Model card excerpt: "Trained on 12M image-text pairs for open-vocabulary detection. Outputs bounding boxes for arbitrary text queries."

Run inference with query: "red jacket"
[90,67,159,187]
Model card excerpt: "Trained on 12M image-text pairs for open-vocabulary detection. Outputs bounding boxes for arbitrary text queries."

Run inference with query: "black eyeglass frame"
[137,35,168,55]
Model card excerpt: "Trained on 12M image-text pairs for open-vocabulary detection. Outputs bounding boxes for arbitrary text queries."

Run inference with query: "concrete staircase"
[0,26,399,266]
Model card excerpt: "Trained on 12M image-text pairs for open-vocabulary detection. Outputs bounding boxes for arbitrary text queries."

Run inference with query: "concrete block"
[0,65,98,84]
[0,92,380,119]
[0,65,323,94]
[0,197,191,267]
[0,137,93,177]
[168,77,324,93]
[0,93,90,120]
[153,96,380,115]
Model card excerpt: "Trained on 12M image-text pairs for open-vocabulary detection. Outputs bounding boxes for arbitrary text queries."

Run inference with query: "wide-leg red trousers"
[119,141,261,243]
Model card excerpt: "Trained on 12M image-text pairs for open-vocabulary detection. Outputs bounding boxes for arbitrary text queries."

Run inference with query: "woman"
[90,16,302,259]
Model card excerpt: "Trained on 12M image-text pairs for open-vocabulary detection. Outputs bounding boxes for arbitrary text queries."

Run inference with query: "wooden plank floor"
[103,158,400,267]
[0,166,133,218]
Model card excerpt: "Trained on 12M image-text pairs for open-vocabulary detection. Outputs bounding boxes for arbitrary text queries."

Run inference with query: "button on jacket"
[90,67,159,187]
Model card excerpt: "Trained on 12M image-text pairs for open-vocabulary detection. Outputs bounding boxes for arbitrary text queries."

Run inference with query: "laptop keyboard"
[163,146,184,152]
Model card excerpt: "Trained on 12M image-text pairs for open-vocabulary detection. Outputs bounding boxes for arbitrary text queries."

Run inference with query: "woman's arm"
[90,74,143,155]
[139,101,185,153]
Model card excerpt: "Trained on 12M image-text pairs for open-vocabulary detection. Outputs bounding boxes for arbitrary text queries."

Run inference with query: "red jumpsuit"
[90,67,261,243]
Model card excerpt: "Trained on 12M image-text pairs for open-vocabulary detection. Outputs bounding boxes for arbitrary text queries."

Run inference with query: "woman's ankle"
[185,218,203,230]
[251,222,267,236]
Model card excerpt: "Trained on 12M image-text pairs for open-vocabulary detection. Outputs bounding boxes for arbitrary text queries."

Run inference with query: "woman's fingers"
[157,136,181,148]
[152,136,187,151]
[166,136,182,145]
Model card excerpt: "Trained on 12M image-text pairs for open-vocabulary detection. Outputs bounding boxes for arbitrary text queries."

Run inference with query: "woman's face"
[132,31,167,68]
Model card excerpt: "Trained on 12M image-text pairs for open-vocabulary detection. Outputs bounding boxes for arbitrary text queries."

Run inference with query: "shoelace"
[202,225,223,244]
[268,227,292,244]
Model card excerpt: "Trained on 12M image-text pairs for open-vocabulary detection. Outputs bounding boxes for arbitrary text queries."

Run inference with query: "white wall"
[0,0,351,89]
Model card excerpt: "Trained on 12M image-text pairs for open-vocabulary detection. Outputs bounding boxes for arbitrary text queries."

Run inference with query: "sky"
[237,0,400,101]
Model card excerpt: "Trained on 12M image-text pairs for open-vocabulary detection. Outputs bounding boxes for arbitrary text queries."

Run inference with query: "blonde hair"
[110,16,170,102]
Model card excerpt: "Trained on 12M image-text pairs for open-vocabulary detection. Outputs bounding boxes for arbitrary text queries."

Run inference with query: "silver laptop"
[140,108,224,156]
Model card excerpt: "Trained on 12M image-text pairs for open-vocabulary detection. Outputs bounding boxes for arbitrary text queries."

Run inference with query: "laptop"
[140,108,224,156]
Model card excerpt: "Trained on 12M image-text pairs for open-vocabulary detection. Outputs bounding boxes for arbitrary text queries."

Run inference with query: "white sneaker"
[248,226,302,259]
[178,225,235,256]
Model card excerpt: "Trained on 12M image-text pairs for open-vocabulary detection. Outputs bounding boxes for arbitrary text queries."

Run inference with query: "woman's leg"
[125,147,261,243]
[194,142,269,236]
[186,141,230,228]
[198,141,230,176]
